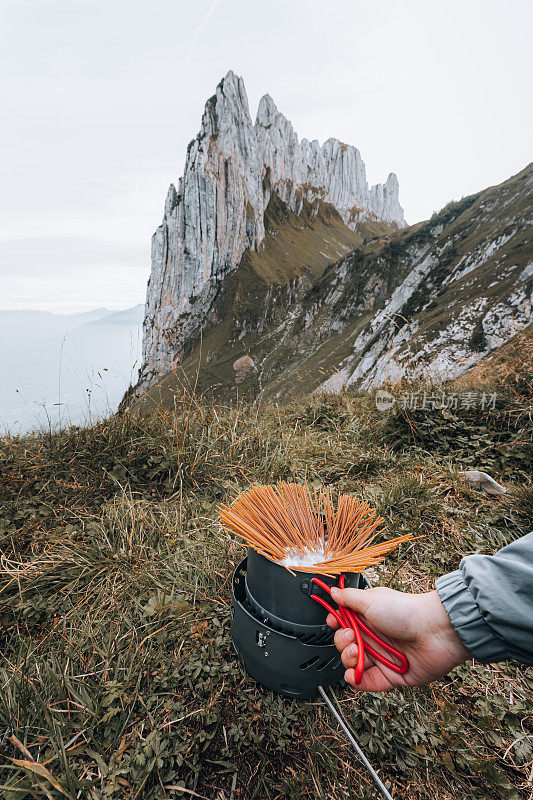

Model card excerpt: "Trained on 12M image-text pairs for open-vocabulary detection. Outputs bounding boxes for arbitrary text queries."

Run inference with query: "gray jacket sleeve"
[436,532,533,666]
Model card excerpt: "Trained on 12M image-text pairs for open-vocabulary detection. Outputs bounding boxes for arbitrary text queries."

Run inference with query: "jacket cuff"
[436,569,509,664]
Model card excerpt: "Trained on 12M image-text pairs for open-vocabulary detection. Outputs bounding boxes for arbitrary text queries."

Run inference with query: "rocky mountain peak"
[255,93,280,126]
[201,70,252,138]
[139,72,406,388]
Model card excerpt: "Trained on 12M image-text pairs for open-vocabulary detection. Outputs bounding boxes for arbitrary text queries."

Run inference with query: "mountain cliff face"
[140,71,405,388]
[133,163,532,410]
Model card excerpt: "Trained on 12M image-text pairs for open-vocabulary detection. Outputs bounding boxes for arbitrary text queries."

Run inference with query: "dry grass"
[0,364,531,799]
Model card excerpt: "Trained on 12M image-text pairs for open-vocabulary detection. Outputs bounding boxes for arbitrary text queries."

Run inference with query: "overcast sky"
[1,0,532,313]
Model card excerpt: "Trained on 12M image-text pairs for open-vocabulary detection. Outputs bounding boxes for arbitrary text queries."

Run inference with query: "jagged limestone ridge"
[140,70,405,388]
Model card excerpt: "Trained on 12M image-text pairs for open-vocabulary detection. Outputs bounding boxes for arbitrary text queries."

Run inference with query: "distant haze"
[0,306,144,433]
[1,0,532,313]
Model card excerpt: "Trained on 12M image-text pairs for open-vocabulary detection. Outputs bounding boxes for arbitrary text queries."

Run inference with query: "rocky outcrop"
[140,71,405,388]
[254,94,403,226]
[233,355,256,384]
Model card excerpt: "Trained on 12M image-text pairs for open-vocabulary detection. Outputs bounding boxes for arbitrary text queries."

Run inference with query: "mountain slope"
[134,164,532,410]
[317,163,533,392]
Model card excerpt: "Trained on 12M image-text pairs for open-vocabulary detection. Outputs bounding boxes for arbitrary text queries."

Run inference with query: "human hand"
[327,586,471,692]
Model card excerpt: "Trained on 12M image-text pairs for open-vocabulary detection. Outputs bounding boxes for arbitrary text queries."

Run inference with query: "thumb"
[330,587,371,614]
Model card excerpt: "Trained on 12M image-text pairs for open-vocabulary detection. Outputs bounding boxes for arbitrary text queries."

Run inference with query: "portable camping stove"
[223,484,412,799]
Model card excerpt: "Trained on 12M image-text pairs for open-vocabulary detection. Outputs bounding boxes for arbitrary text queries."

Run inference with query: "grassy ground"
[1,355,532,799]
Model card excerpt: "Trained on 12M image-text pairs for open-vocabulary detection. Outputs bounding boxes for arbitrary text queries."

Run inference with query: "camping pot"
[230,548,369,699]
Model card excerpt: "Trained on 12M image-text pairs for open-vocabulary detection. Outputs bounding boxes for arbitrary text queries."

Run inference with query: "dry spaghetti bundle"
[219,482,412,575]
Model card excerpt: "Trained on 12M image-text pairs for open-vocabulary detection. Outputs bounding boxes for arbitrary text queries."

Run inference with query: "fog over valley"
[0,306,143,433]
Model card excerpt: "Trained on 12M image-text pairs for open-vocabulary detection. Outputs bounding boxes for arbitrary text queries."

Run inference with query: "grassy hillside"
[132,193,394,414]
[1,344,532,799]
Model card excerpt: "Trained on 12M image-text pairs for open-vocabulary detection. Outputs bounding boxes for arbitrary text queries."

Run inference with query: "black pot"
[230,549,368,699]
[245,548,359,631]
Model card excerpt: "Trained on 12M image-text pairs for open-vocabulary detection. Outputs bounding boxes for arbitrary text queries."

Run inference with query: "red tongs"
[311,575,409,684]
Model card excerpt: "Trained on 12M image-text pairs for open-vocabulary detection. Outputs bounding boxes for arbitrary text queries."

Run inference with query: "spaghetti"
[219,482,411,575]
